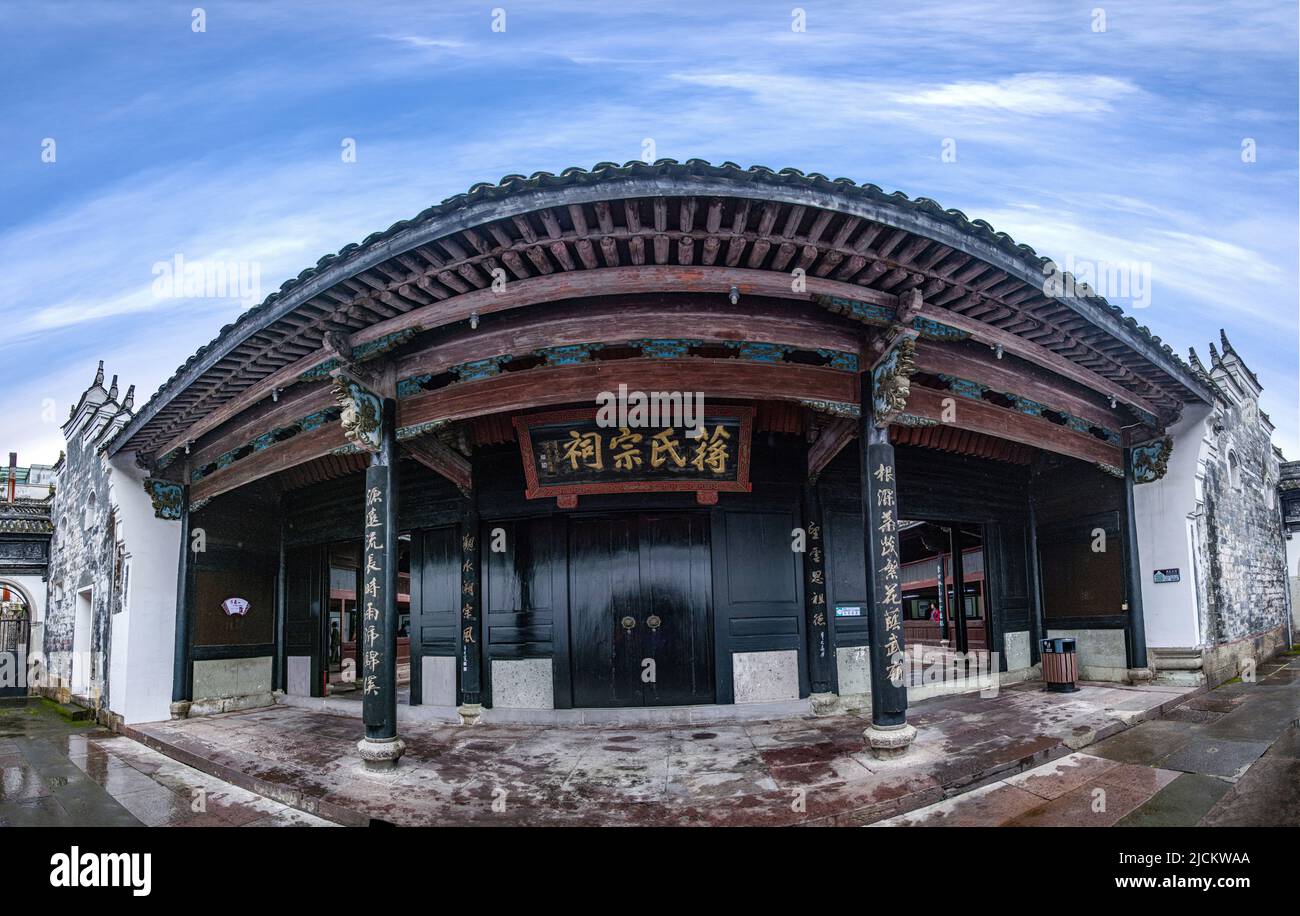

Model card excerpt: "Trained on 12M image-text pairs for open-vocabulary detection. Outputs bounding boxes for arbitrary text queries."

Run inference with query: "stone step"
[45,698,93,721]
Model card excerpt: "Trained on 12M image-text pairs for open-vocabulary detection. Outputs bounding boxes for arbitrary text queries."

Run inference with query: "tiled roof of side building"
[0,498,54,535]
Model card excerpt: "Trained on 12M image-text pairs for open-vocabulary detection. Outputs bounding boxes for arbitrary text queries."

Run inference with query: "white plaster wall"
[106,454,181,724]
[1133,406,1210,649]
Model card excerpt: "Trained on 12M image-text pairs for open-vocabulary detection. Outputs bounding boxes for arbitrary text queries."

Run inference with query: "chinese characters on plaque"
[513,407,753,505]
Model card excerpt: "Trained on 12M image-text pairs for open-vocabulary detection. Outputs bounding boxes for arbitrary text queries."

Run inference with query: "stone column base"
[169,700,191,720]
[458,702,484,726]
[809,692,839,717]
[863,722,917,759]
[357,735,406,769]
[1127,667,1156,685]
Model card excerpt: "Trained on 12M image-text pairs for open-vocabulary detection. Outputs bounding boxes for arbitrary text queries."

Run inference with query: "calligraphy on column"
[804,520,829,663]
[362,484,384,697]
[874,463,906,687]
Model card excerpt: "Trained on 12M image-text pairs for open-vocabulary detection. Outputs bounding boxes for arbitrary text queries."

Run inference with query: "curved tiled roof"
[0,498,53,535]
[111,159,1213,457]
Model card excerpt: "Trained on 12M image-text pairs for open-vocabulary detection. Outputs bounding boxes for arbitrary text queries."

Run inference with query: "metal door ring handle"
[621,616,636,630]
[646,615,662,630]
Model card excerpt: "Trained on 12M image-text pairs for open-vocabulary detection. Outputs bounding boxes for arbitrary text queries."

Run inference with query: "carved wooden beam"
[866,287,923,368]
[402,435,473,496]
[324,330,394,399]
[806,416,857,481]
[145,261,1172,463]
[870,336,918,428]
[903,384,1121,467]
[398,358,857,430]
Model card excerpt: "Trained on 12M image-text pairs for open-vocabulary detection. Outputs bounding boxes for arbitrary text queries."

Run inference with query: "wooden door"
[567,513,713,707]
[639,513,713,705]
[408,526,460,705]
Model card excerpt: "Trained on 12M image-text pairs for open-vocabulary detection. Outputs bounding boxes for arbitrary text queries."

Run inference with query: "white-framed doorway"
[72,586,93,697]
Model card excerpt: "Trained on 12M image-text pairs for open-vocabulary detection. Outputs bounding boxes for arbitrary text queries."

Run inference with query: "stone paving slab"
[0,698,337,828]
[123,680,1190,827]
[1197,757,1300,826]
[1114,774,1232,827]
[1159,736,1271,779]
[1085,718,1195,767]
[879,654,1300,827]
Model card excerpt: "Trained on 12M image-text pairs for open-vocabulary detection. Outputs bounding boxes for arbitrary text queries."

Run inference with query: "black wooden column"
[937,554,949,641]
[1026,466,1046,667]
[1121,446,1149,670]
[948,526,969,655]
[859,363,912,754]
[358,398,405,767]
[801,479,834,699]
[273,513,287,693]
[169,486,193,717]
[458,492,483,713]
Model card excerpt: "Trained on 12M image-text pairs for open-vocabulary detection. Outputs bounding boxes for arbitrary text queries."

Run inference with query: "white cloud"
[891,74,1138,116]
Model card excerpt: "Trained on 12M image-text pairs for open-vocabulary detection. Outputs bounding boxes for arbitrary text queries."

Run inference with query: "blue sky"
[3,0,1297,464]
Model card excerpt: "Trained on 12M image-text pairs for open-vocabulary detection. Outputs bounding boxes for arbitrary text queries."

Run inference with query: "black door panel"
[568,513,713,707]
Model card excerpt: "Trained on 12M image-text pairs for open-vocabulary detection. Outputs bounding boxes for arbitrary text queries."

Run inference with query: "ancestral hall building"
[36,162,1292,761]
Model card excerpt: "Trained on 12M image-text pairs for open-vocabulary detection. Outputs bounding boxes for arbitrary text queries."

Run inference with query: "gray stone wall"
[1196,400,1288,647]
[44,420,119,703]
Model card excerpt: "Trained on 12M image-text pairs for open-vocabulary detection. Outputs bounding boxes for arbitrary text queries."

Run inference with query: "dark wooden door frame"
[564,509,715,708]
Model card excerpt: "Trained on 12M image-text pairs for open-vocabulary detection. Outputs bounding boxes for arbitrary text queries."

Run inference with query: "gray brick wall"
[44,417,118,701]
[1197,399,1288,646]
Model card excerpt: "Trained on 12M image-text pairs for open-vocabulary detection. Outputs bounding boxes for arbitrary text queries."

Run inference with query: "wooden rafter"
[121,184,1207,460]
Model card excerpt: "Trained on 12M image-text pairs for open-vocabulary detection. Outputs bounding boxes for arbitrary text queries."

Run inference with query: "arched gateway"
[109,161,1213,764]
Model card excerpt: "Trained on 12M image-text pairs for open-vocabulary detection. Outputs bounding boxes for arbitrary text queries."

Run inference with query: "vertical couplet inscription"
[361,468,389,731]
[803,507,832,693]
[459,497,483,707]
[870,460,906,691]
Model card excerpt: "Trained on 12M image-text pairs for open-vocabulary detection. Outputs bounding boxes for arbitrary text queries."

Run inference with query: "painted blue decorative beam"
[397,373,434,399]
[725,341,793,363]
[911,317,970,341]
[450,355,512,381]
[629,339,702,359]
[816,348,859,372]
[814,294,895,326]
[939,374,988,400]
[536,343,604,366]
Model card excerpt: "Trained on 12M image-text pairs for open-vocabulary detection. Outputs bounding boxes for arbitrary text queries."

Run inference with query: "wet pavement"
[0,698,337,827]
[122,679,1190,826]
[875,652,1300,826]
